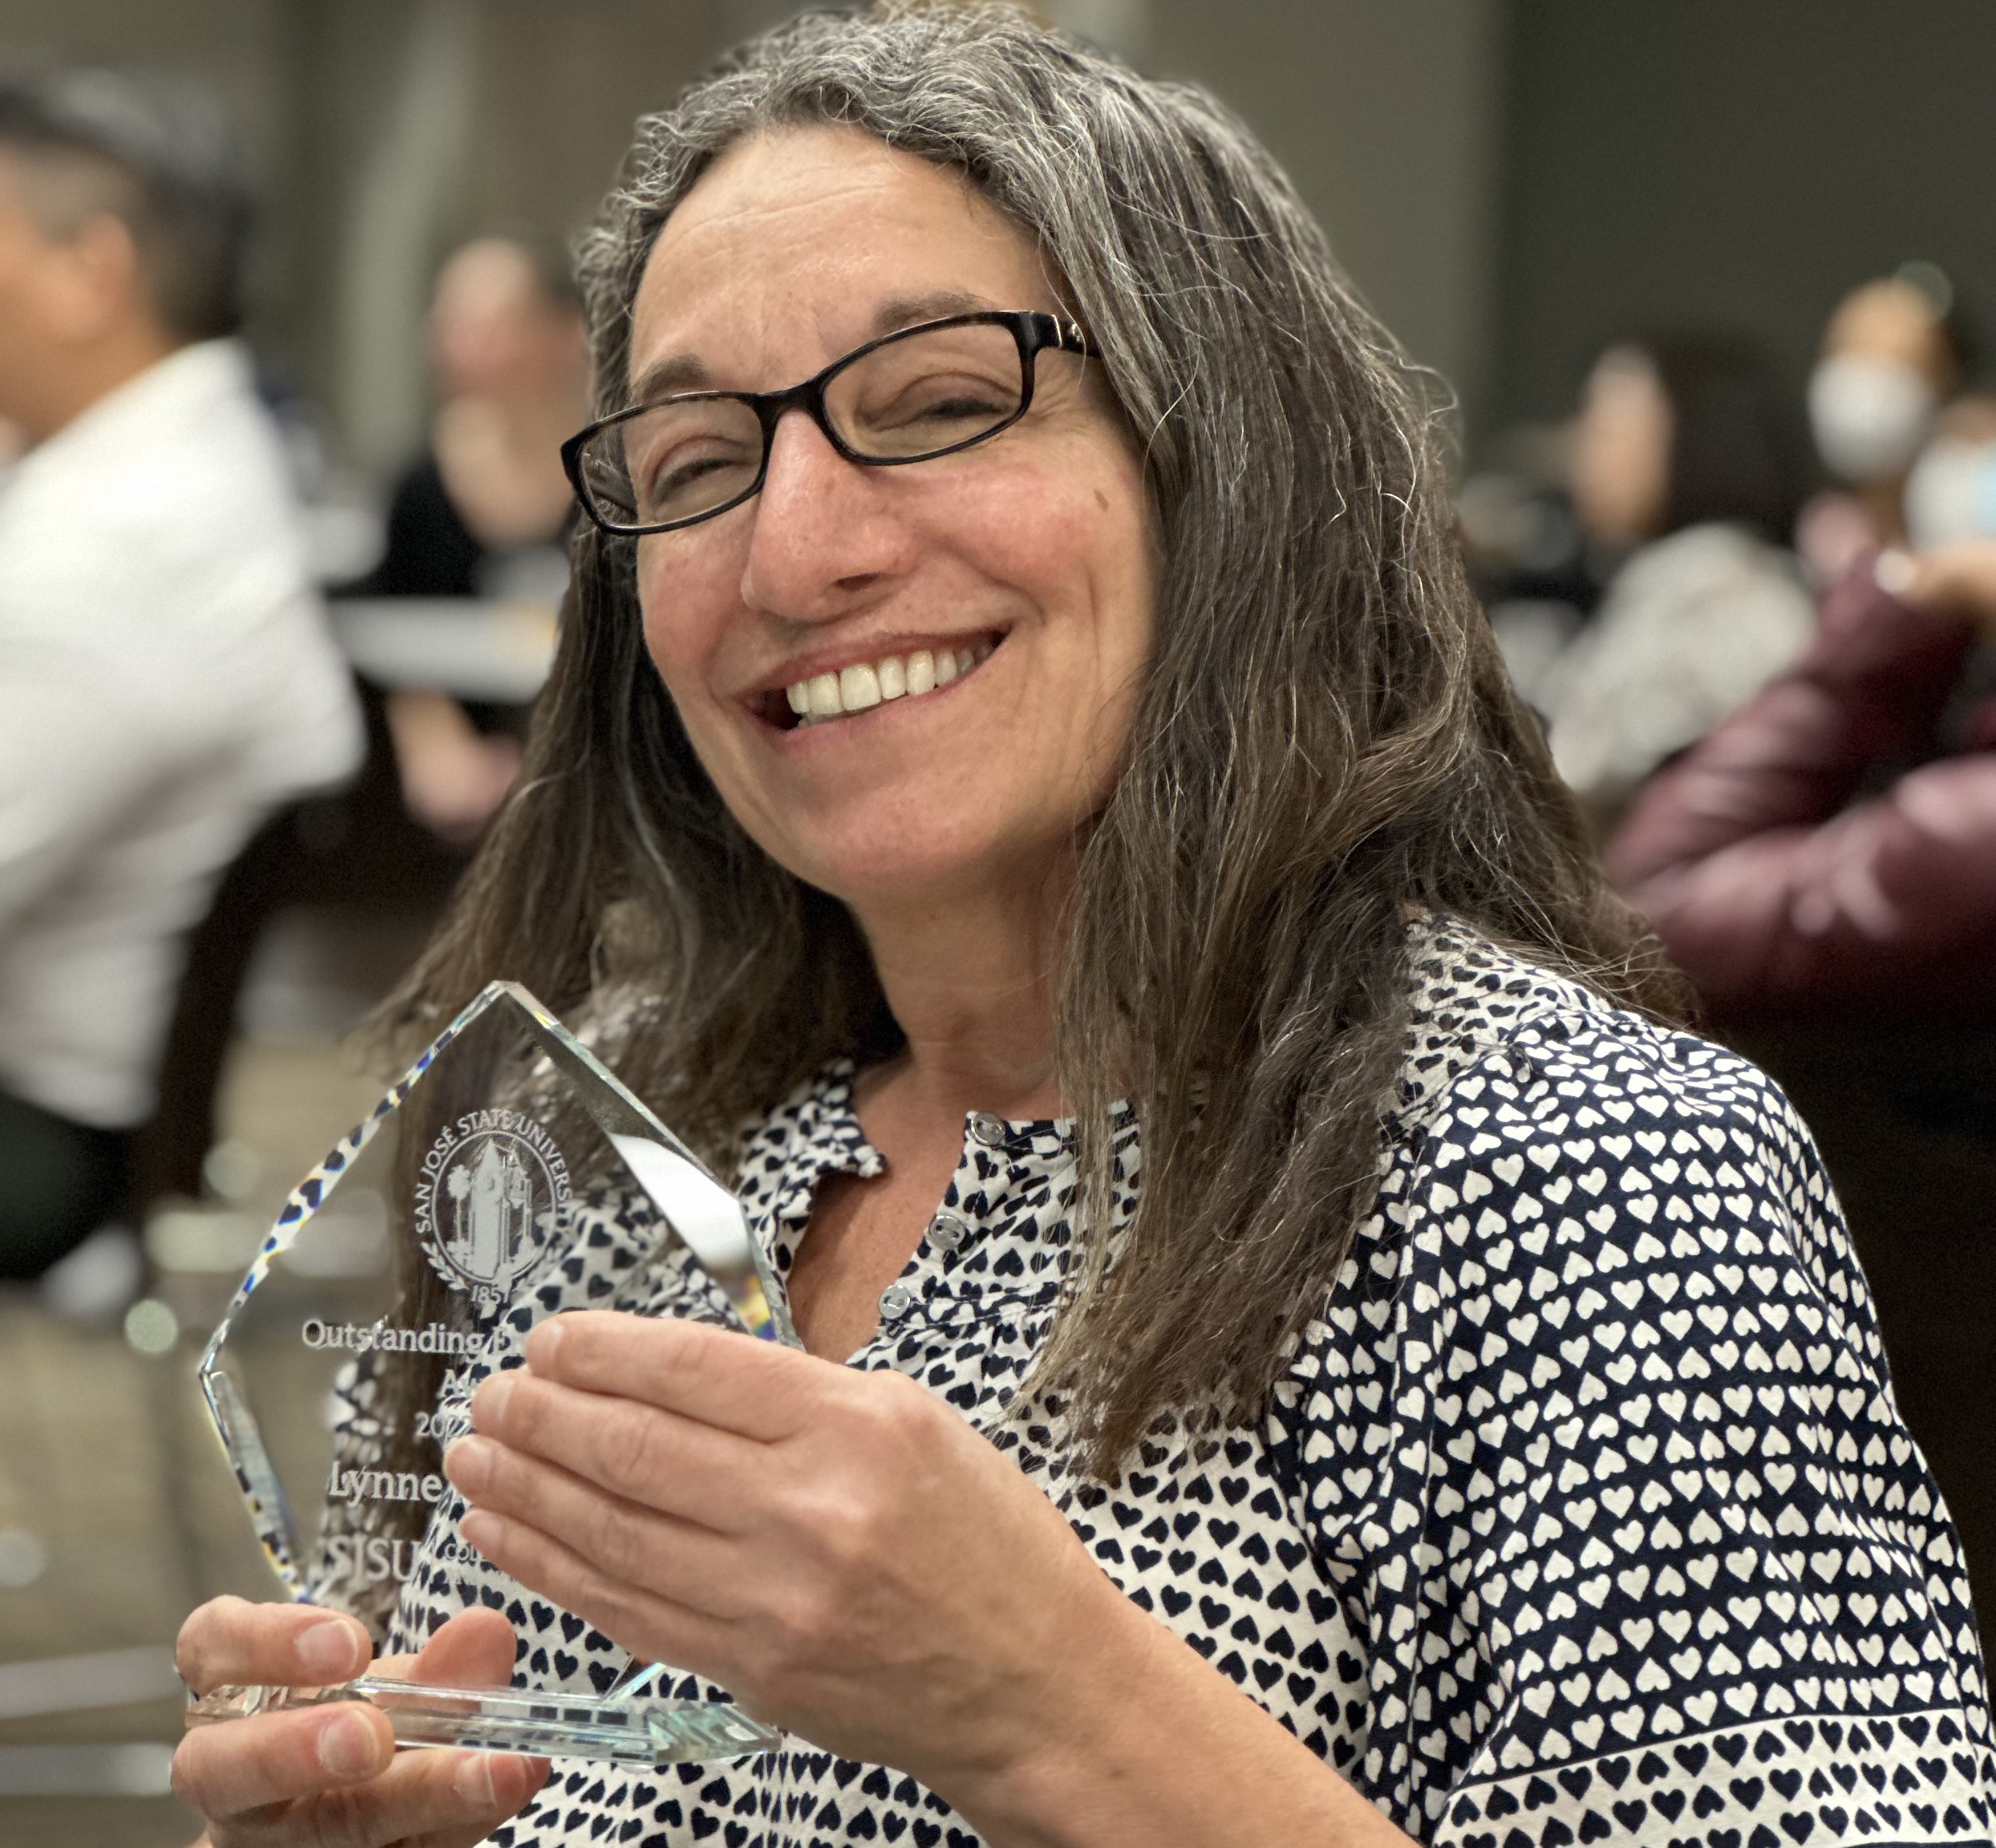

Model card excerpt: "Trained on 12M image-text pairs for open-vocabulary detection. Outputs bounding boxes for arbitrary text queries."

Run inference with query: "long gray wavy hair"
[379,0,1685,1474]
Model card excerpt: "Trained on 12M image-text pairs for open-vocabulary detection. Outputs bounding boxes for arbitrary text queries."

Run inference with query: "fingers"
[178,1604,548,1846]
[462,1369,758,1531]
[199,1739,548,1848]
[454,1502,736,1687]
[355,1744,549,1843]
[446,1431,746,1619]
[177,1596,372,1696]
[174,1697,394,1821]
[384,1746,550,1848]
[518,1312,834,1439]
[410,1606,520,1689]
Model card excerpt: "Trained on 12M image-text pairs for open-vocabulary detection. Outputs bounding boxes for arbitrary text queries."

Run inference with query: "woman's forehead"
[628,125,1047,388]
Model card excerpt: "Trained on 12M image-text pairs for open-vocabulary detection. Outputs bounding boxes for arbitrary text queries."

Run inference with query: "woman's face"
[627,126,1155,917]
[429,239,584,403]
[1571,346,1672,546]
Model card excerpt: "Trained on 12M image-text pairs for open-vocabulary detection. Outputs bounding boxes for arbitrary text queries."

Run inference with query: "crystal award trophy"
[186,981,793,1764]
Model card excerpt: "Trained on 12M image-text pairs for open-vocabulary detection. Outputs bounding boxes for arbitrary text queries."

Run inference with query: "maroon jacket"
[1605,560,1996,1018]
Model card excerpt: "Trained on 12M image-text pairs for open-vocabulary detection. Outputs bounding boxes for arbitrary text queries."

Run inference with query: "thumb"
[410,1606,519,1689]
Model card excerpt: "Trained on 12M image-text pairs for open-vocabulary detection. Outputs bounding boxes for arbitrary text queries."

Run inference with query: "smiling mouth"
[763,637,999,730]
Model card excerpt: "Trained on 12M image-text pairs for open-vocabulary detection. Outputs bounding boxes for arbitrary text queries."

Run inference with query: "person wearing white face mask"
[1799,273,1962,579]
[1906,395,1996,552]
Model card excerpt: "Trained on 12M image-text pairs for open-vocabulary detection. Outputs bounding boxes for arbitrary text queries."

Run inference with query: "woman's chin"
[775,832,1058,916]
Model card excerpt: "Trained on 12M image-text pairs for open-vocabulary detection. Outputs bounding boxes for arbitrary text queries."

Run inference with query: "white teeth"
[781,639,992,724]
[840,662,881,712]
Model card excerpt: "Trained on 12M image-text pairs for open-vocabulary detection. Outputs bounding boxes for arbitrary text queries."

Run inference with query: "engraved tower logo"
[414,1109,570,1306]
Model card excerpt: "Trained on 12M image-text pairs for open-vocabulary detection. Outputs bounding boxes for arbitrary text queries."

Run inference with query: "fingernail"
[526,1318,564,1371]
[443,1434,493,1494]
[472,1371,516,1430]
[317,1707,380,1780]
[295,1618,362,1682]
[453,1749,497,1806]
[460,1508,506,1557]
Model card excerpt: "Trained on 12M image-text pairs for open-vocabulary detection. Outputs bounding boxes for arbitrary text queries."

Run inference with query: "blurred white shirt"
[0,339,363,1128]
[1540,522,1815,809]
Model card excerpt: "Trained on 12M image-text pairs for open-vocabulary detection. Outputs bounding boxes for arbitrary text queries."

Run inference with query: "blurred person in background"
[1797,270,1963,580]
[1905,390,1996,553]
[1609,540,1996,1023]
[1534,329,1813,833]
[0,68,362,1281]
[342,236,587,842]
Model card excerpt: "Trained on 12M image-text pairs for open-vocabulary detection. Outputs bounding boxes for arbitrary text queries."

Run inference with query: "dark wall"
[1488,0,1996,439]
[1144,0,1502,426]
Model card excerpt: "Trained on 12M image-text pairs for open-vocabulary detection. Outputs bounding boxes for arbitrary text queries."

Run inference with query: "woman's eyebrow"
[627,291,1000,403]
[629,352,710,404]
[869,288,996,335]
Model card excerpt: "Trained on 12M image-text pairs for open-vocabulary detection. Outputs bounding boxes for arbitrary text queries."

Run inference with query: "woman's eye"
[917,390,1009,421]
[635,439,753,510]
[873,373,1015,427]
[653,453,724,493]
[915,378,1011,414]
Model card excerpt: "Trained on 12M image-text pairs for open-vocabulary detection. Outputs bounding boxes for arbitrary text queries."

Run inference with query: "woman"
[172,9,1993,1847]
[1537,331,1815,832]
[1800,273,1964,577]
[346,236,589,842]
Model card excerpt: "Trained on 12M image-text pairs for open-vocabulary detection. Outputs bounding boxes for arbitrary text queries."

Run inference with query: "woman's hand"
[444,1313,1404,1848]
[172,1596,548,1847]
[441,1312,1126,1794]
[384,689,521,844]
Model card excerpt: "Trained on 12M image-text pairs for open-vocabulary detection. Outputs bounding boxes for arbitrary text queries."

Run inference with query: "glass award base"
[187,1677,780,1764]
[193,980,797,1766]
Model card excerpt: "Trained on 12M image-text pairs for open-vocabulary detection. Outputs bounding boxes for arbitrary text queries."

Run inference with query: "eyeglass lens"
[577,321,1030,530]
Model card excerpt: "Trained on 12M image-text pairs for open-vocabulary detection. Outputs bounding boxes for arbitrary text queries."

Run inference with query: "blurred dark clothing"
[350,451,485,598]
[338,449,570,736]
[0,1090,128,1281]
[342,448,573,611]
[1606,558,1996,1019]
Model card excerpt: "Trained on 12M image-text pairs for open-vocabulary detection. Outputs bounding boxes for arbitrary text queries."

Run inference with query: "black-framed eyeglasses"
[560,309,1099,536]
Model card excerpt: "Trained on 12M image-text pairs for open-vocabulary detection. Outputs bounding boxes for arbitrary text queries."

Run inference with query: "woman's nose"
[737,408,917,621]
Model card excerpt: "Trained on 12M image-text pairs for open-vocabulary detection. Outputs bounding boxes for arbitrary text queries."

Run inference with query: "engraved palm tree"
[502,1156,533,1274]
[445,1159,473,1257]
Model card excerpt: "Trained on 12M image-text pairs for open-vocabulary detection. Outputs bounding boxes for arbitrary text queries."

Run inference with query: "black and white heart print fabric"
[345,921,1995,1848]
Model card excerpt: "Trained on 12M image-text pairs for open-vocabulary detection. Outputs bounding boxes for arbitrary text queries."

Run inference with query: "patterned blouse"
[354,922,1996,1847]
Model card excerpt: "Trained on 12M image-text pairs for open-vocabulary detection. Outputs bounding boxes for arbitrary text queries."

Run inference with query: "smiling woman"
[167,7,1996,1848]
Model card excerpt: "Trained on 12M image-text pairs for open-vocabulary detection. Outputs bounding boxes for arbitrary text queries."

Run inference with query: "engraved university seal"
[414,1108,571,1306]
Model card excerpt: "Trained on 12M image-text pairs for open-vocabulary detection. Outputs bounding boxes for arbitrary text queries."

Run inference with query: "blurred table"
[329,598,558,703]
